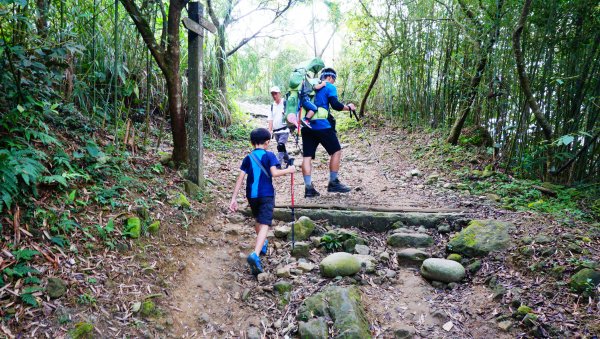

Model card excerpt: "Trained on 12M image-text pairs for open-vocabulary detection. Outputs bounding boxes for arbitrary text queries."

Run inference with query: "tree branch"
[119,0,168,76]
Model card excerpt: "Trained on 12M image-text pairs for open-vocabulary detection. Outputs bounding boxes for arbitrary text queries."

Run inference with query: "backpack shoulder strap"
[249,151,271,178]
[270,104,273,114]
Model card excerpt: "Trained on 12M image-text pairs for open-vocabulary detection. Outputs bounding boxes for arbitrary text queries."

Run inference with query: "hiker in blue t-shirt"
[229,128,296,275]
[301,67,356,197]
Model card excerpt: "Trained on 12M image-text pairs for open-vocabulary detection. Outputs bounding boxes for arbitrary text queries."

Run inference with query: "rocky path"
[165,104,515,338]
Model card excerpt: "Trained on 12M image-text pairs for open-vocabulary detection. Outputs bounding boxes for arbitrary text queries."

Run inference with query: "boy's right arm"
[229,170,246,212]
[270,165,296,178]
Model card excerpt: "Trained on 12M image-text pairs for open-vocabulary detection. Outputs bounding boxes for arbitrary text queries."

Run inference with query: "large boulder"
[387,233,433,248]
[320,252,361,278]
[397,248,430,266]
[447,220,513,257]
[289,216,315,241]
[298,286,370,338]
[420,258,466,283]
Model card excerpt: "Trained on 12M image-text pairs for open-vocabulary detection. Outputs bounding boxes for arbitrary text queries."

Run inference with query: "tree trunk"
[446,50,491,144]
[512,0,553,142]
[359,53,384,117]
[120,0,188,165]
[512,0,553,177]
[446,0,504,144]
[35,0,49,38]
[216,26,227,97]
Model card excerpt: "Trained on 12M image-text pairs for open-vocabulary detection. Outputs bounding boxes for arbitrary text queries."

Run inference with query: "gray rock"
[387,233,433,248]
[298,262,315,272]
[447,220,513,257]
[420,258,466,283]
[385,269,397,278]
[257,273,274,282]
[291,242,310,258]
[534,235,552,244]
[437,224,451,234]
[46,278,67,299]
[274,225,291,239]
[498,320,513,332]
[379,251,390,261]
[276,267,292,278]
[354,254,377,273]
[247,326,261,339]
[354,244,370,255]
[394,324,415,338]
[397,248,430,266]
[298,317,328,338]
[410,169,421,177]
[320,252,361,278]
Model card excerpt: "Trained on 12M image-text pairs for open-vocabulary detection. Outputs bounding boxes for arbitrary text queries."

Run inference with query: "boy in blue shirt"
[229,128,296,275]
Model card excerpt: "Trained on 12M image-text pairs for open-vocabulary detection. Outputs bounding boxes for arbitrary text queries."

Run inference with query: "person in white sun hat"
[267,86,290,167]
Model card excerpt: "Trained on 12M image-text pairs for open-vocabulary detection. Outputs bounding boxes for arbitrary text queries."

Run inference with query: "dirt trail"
[167,103,509,338]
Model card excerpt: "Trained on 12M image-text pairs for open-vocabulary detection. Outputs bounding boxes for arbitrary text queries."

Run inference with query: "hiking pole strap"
[249,152,271,178]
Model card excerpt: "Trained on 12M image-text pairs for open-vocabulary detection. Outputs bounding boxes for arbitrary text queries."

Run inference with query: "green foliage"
[77,293,97,305]
[0,148,47,213]
[12,249,40,262]
[320,233,345,252]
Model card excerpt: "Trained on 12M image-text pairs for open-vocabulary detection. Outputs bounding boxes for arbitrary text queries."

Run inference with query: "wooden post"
[184,2,215,191]
[186,2,205,188]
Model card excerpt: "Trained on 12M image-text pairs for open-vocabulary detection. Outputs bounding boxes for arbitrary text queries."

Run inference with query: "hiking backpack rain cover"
[284,58,325,128]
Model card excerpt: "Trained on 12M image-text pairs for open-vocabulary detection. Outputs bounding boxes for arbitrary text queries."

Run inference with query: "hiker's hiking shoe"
[301,117,312,129]
[305,185,321,198]
[247,252,263,276]
[327,179,351,193]
[260,239,268,256]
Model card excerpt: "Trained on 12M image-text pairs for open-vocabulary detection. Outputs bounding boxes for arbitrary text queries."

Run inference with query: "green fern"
[3,264,40,278]
[0,148,47,212]
[24,276,41,284]
[12,249,40,262]
[20,293,38,307]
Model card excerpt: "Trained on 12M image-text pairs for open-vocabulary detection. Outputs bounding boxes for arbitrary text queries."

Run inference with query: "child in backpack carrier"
[299,80,327,129]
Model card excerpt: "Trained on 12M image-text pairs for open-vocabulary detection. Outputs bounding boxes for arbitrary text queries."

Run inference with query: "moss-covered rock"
[420,258,466,283]
[125,217,141,238]
[140,300,156,317]
[354,254,377,273]
[467,260,482,274]
[514,305,533,319]
[397,248,430,266]
[69,322,94,339]
[298,286,369,338]
[148,220,160,235]
[320,252,361,278]
[289,216,315,241]
[569,268,600,295]
[387,233,433,248]
[447,220,513,257]
[169,193,191,209]
[273,281,293,294]
[298,317,328,339]
[46,277,67,299]
[291,241,310,258]
[447,253,462,262]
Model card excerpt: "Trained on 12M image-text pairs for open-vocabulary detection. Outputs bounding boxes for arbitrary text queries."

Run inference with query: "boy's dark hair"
[250,128,271,145]
[321,67,337,81]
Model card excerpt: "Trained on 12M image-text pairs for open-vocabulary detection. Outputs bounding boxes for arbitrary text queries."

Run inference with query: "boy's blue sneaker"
[260,239,268,256]
[247,252,263,276]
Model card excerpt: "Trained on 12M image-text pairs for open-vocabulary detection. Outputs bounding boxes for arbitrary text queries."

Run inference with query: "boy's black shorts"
[248,196,275,226]
[301,127,341,159]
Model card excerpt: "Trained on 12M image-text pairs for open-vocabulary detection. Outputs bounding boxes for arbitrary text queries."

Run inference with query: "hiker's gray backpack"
[284,58,325,128]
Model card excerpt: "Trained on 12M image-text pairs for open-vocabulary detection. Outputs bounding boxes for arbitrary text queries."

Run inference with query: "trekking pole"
[287,157,296,250]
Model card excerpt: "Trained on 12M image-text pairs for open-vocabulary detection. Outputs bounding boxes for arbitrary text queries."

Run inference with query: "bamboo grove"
[336,0,599,183]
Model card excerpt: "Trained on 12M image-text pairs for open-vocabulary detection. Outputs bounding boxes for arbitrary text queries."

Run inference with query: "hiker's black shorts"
[301,127,341,159]
[248,196,275,226]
